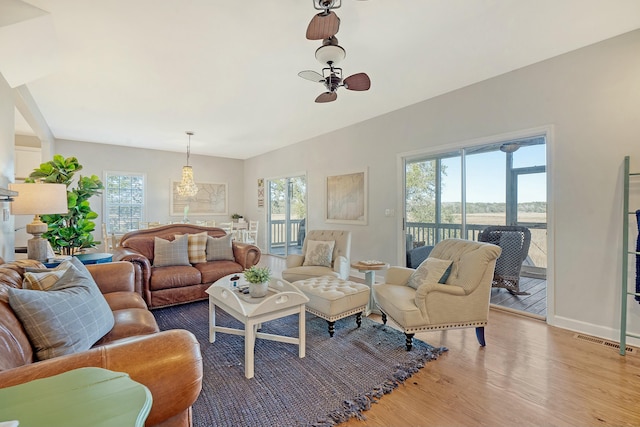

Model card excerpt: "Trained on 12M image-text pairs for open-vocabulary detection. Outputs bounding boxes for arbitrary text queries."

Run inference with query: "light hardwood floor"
[259,255,640,427]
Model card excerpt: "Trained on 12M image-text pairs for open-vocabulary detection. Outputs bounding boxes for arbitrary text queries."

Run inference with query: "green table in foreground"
[0,367,152,427]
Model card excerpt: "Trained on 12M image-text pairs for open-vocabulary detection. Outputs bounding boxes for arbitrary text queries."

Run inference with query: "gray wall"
[55,140,245,226]
[243,30,640,343]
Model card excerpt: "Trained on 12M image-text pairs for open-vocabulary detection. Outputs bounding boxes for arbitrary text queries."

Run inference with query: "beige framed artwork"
[326,170,367,225]
[171,182,228,216]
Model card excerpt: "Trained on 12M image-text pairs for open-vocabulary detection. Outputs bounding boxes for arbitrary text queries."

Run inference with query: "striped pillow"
[185,232,208,264]
[23,260,74,290]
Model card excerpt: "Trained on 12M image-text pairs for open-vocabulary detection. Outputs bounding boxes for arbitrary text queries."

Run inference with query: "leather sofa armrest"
[86,261,136,293]
[285,254,304,268]
[0,330,203,427]
[112,248,152,302]
[232,242,261,269]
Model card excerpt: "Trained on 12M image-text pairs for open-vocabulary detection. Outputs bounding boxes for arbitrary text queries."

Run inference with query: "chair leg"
[475,327,486,346]
[355,312,362,328]
[327,321,335,337]
[381,312,387,325]
[405,333,414,351]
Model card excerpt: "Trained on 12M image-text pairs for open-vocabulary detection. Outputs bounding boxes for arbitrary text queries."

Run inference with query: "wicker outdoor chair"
[478,225,531,295]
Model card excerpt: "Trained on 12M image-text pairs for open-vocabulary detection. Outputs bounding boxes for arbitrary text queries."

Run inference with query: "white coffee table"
[206,273,309,379]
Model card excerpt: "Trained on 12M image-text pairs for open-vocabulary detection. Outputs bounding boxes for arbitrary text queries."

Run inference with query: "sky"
[441,144,546,203]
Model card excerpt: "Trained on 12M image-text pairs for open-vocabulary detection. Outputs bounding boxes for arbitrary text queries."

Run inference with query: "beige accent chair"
[282,230,351,282]
[373,238,501,350]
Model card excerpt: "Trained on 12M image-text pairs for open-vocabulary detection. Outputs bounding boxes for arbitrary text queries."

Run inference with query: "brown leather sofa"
[0,259,203,427]
[113,224,261,308]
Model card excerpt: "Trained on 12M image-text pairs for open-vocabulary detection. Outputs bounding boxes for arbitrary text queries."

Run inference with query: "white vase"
[249,281,269,298]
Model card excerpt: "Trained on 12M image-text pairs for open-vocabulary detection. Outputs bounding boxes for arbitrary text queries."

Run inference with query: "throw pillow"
[23,259,74,290]
[206,234,235,261]
[407,257,454,290]
[153,234,190,267]
[8,257,115,360]
[439,262,453,284]
[302,240,335,267]
[176,232,208,264]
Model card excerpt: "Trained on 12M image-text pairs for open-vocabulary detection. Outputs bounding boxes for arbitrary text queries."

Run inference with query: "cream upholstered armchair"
[282,230,351,282]
[373,238,501,350]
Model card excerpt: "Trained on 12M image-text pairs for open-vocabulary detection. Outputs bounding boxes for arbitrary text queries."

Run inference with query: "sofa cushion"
[303,240,335,267]
[195,260,243,284]
[93,308,159,346]
[149,265,202,291]
[206,234,235,261]
[407,257,453,290]
[7,257,115,360]
[153,234,190,267]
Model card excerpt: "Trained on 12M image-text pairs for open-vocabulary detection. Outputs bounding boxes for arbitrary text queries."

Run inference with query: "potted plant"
[243,266,271,297]
[27,155,104,255]
[231,213,243,222]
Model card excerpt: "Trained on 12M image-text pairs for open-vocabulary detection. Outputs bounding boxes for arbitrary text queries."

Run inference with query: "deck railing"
[405,222,487,247]
[269,219,304,250]
[269,220,546,267]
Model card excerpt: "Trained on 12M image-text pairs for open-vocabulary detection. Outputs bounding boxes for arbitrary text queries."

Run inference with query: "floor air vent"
[574,334,635,354]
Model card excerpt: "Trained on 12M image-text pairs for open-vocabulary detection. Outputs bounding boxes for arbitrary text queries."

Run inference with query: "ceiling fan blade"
[298,70,325,83]
[306,12,340,40]
[344,73,371,91]
[315,92,338,103]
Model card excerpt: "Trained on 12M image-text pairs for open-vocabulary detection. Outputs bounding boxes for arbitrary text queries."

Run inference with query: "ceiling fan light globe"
[315,44,346,65]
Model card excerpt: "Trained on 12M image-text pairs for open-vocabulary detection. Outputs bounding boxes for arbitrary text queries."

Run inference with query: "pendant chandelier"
[176,131,199,197]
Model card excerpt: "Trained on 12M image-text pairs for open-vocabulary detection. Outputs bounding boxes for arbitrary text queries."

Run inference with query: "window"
[104,172,145,233]
[404,135,547,266]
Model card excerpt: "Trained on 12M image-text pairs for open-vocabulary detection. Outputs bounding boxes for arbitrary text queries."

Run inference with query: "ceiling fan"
[306,0,342,40]
[298,37,370,103]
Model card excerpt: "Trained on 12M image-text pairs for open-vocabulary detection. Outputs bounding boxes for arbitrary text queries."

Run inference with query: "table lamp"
[9,183,68,262]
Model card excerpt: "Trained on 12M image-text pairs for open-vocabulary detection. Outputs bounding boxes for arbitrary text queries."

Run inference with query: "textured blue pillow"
[438,262,453,284]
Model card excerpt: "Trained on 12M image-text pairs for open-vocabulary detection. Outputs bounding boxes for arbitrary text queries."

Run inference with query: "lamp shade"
[9,183,68,215]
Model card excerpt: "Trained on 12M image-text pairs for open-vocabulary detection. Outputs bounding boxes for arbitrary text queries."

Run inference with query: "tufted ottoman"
[293,275,370,337]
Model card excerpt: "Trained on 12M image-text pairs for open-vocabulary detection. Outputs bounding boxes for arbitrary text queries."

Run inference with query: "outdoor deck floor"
[490,276,547,318]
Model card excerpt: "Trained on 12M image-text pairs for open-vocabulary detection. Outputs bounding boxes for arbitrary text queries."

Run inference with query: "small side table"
[0,367,152,427]
[351,261,389,315]
[44,253,113,268]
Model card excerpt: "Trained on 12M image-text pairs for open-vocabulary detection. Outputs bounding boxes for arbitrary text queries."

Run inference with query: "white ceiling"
[14,0,640,159]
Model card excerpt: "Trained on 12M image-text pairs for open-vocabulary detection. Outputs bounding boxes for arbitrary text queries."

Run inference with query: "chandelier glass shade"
[177,131,199,197]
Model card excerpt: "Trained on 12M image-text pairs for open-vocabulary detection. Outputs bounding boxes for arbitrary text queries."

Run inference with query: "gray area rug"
[154,300,447,427]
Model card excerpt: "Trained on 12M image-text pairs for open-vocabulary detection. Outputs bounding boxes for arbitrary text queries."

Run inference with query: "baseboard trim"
[490,304,546,321]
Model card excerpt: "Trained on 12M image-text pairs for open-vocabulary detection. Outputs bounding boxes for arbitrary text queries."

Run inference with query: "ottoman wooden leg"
[356,312,362,328]
[327,321,336,337]
[405,333,415,351]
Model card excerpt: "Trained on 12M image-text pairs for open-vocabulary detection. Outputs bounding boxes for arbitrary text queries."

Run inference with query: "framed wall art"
[326,170,367,225]
[171,182,228,216]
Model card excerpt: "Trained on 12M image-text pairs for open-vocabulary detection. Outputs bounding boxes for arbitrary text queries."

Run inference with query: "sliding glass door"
[267,175,307,256]
[404,136,547,267]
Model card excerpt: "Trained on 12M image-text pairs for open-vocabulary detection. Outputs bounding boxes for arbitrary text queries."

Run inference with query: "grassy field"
[452,212,547,267]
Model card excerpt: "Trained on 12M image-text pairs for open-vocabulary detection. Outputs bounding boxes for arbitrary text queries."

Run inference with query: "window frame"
[103,171,146,234]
